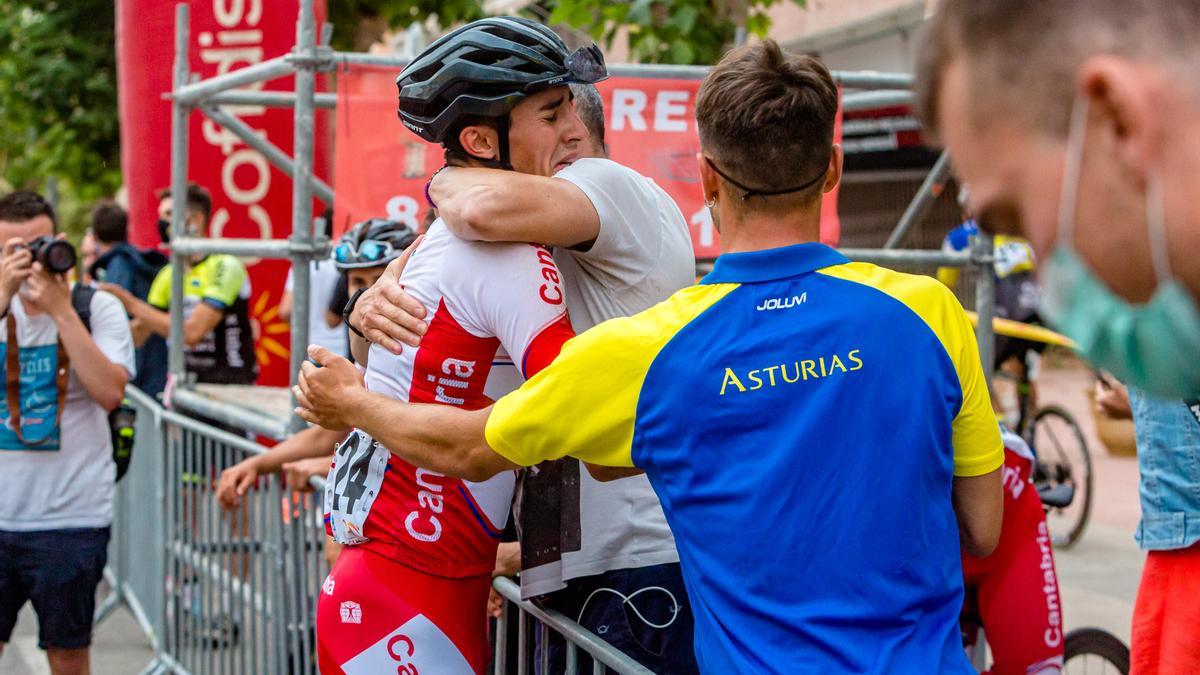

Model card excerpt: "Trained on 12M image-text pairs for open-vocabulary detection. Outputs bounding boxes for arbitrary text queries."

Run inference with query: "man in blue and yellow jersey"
[297,40,1003,673]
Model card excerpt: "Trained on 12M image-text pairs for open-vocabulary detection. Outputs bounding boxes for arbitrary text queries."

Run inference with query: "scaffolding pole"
[884,150,953,249]
[172,56,294,105]
[168,3,189,382]
[974,234,997,393]
[207,90,338,109]
[287,0,318,433]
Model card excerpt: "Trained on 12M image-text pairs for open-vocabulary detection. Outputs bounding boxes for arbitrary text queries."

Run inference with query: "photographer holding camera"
[0,191,135,675]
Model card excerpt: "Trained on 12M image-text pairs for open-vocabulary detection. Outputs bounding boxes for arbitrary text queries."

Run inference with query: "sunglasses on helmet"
[333,239,397,267]
[564,44,607,84]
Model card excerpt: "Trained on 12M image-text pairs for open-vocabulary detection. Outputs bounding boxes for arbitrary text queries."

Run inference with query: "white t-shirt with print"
[515,157,696,596]
[0,289,136,531]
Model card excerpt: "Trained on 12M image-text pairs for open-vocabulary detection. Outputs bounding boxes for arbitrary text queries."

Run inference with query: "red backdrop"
[115,0,329,386]
[333,65,842,258]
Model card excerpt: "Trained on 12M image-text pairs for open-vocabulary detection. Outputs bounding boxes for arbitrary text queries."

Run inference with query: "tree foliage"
[547,0,803,65]
[0,0,120,215]
[330,0,804,66]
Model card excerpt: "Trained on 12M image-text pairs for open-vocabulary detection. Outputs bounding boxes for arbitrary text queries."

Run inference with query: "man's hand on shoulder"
[348,237,428,354]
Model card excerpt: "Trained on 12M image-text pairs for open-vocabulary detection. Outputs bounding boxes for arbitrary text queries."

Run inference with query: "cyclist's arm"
[255,424,348,475]
[953,469,1003,557]
[429,167,600,249]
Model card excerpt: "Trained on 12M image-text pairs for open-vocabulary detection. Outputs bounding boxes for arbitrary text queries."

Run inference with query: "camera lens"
[41,240,77,274]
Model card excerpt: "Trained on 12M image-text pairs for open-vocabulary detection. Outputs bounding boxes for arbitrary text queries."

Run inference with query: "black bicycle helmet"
[396,17,607,165]
[332,218,419,270]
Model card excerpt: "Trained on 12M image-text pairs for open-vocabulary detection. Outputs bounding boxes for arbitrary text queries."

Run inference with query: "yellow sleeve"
[147,265,172,309]
[199,255,247,308]
[485,319,644,468]
[944,293,1004,477]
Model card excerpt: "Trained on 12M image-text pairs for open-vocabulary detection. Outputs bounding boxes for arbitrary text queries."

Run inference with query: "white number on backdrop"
[386,196,421,230]
[690,206,714,248]
[325,431,390,545]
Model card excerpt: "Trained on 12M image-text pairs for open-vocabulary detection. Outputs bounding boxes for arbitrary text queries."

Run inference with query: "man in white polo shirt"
[0,191,135,675]
[348,84,698,673]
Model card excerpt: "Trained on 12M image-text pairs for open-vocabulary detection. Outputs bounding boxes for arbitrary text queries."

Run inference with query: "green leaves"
[545,0,805,65]
[0,0,121,234]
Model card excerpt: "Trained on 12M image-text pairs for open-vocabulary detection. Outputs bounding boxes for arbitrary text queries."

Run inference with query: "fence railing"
[102,388,659,675]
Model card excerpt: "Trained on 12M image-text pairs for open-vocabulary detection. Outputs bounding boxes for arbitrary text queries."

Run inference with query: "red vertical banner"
[332,67,841,255]
[332,64,441,236]
[115,0,330,387]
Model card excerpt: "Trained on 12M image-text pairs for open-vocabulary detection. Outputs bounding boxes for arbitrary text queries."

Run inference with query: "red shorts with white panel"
[316,546,490,675]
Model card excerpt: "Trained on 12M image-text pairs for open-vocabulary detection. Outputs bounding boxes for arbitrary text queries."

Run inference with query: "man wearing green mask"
[915,0,1200,401]
[916,2,1200,669]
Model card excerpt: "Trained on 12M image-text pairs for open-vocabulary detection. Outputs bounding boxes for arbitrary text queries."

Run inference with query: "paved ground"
[0,360,1145,673]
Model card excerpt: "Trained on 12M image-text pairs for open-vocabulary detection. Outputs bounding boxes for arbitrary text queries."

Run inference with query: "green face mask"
[1040,97,1200,399]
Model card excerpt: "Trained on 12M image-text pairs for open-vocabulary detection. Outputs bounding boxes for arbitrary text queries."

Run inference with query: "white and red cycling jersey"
[323,221,575,578]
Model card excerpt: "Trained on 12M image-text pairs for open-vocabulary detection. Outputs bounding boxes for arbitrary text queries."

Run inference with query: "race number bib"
[325,430,390,545]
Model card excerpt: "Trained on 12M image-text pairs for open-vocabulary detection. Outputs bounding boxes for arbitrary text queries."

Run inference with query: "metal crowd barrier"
[102,388,656,674]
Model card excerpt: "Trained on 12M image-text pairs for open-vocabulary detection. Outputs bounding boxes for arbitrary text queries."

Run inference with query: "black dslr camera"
[20,236,76,274]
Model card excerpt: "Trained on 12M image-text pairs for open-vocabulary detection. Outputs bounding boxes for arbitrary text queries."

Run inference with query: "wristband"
[342,287,368,339]
[424,165,450,209]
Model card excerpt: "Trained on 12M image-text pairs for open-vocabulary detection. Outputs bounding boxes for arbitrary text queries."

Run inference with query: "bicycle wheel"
[1029,406,1093,549]
[1063,627,1130,674]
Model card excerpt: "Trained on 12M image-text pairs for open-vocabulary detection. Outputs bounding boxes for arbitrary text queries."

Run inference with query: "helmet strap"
[496,115,514,171]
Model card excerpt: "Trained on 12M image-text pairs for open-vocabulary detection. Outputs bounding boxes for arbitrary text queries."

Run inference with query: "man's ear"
[1078,56,1158,179]
[697,153,720,203]
[459,124,499,161]
[823,144,844,195]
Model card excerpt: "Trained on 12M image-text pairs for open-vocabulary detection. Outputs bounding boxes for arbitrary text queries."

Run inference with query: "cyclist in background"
[216,218,417,570]
[938,186,1045,412]
[961,426,1066,674]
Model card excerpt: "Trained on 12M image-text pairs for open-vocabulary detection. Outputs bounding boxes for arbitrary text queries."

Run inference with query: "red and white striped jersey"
[324,222,574,578]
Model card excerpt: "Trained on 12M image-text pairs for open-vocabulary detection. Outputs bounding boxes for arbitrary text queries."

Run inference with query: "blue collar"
[700,243,849,285]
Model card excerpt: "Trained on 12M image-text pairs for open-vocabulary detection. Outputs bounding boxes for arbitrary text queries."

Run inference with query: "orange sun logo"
[250,290,291,367]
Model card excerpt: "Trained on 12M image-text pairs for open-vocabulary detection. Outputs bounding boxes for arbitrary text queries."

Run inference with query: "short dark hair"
[570,83,605,151]
[156,182,213,223]
[91,200,128,244]
[916,0,1200,139]
[695,40,838,205]
[0,190,57,229]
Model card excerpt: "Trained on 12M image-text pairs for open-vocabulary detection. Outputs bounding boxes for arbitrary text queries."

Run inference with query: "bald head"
[917,0,1200,138]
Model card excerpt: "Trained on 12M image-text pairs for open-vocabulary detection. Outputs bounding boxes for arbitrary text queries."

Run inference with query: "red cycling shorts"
[962,447,1065,675]
[316,545,491,675]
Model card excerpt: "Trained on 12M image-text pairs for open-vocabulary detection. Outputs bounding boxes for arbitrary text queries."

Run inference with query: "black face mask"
[157,218,171,244]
